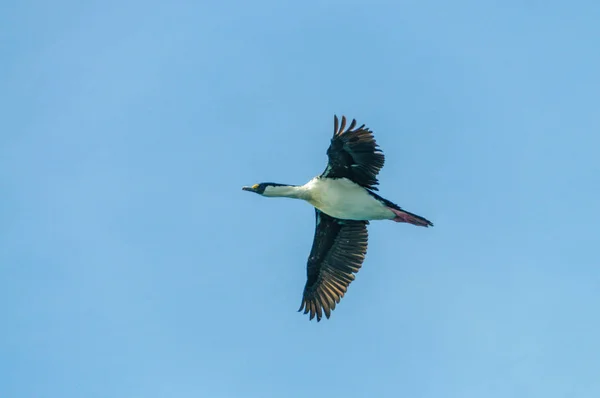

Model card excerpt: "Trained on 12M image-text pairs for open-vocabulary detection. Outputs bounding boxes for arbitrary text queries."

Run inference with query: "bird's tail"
[387,207,433,227]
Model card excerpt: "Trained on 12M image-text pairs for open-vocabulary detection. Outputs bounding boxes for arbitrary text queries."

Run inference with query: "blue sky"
[2,1,600,397]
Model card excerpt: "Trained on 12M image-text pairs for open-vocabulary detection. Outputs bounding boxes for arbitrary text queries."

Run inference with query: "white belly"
[303,178,395,221]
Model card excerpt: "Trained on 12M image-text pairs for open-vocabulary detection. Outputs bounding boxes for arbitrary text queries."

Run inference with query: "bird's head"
[242,182,298,197]
[241,183,269,195]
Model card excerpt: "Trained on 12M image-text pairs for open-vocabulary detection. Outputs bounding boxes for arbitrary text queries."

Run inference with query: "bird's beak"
[242,186,255,192]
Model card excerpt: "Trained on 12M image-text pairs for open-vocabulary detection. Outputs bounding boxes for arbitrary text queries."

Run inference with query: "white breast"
[302,177,395,221]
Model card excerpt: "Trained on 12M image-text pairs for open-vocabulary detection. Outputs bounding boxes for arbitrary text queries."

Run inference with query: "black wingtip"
[348,118,357,131]
[339,115,347,134]
[333,115,339,135]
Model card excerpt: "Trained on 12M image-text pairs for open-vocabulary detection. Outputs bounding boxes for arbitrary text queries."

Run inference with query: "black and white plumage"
[243,116,433,321]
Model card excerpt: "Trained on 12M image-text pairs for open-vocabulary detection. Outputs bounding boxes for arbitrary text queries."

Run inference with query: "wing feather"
[298,209,369,321]
[321,115,385,190]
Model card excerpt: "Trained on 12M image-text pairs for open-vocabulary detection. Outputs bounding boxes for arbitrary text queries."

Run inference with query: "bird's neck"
[263,184,306,199]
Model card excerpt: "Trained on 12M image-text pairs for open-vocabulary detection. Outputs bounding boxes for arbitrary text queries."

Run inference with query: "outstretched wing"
[321,115,385,190]
[298,209,369,321]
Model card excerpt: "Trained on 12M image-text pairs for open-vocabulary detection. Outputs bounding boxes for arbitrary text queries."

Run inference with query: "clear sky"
[2,1,600,397]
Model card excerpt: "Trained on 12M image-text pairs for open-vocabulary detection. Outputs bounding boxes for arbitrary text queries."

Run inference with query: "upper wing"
[321,115,385,190]
[298,209,369,321]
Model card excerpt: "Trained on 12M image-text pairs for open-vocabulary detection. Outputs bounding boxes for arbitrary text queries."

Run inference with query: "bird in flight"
[243,116,433,321]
